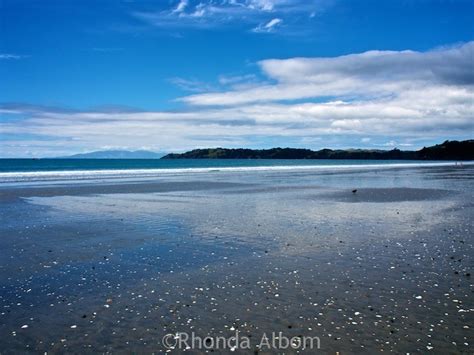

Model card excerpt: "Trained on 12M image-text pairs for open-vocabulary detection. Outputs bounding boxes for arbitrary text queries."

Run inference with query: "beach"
[0,163,473,353]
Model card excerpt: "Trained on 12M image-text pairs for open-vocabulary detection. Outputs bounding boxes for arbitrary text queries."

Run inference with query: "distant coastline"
[56,150,164,159]
[162,140,474,161]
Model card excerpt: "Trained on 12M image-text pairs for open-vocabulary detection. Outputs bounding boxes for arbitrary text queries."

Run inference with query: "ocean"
[0,158,464,185]
[0,158,458,173]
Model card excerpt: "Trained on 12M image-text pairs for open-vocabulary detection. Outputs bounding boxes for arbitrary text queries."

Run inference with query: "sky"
[0,0,473,157]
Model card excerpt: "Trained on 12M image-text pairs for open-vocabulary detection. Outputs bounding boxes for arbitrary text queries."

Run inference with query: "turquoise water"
[0,158,448,173]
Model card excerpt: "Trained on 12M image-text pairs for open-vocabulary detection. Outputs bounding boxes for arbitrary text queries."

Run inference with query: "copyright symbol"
[162,333,177,349]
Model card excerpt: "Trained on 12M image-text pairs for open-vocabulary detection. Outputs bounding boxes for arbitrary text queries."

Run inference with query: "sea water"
[0,159,465,184]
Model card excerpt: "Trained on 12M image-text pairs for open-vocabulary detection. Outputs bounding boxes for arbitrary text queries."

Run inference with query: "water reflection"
[0,166,472,353]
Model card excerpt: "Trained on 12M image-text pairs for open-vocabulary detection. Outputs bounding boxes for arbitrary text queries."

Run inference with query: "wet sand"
[0,165,473,353]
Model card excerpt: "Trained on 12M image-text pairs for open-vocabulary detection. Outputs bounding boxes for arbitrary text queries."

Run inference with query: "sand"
[0,164,472,353]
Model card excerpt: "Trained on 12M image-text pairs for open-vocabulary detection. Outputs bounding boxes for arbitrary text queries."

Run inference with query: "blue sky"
[1,0,473,157]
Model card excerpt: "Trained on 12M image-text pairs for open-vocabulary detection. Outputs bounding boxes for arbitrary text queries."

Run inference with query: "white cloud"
[2,42,473,157]
[248,0,277,11]
[0,54,25,60]
[218,74,258,86]
[132,0,321,33]
[384,140,397,147]
[168,77,216,92]
[172,0,188,14]
[2,92,472,156]
[253,18,282,32]
[182,42,474,106]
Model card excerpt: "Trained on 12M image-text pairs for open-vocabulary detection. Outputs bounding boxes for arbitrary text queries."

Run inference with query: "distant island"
[162,140,474,160]
[58,150,164,159]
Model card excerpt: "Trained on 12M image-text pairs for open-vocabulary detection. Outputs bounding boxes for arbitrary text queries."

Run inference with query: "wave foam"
[0,162,469,184]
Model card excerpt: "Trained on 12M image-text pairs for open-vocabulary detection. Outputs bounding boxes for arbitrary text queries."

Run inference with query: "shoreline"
[0,161,472,184]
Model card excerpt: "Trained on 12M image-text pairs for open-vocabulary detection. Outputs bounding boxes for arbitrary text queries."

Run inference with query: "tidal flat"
[0,165,473,353]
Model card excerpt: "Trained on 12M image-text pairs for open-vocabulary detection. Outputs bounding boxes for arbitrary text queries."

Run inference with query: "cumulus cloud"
[182,42,474,106]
